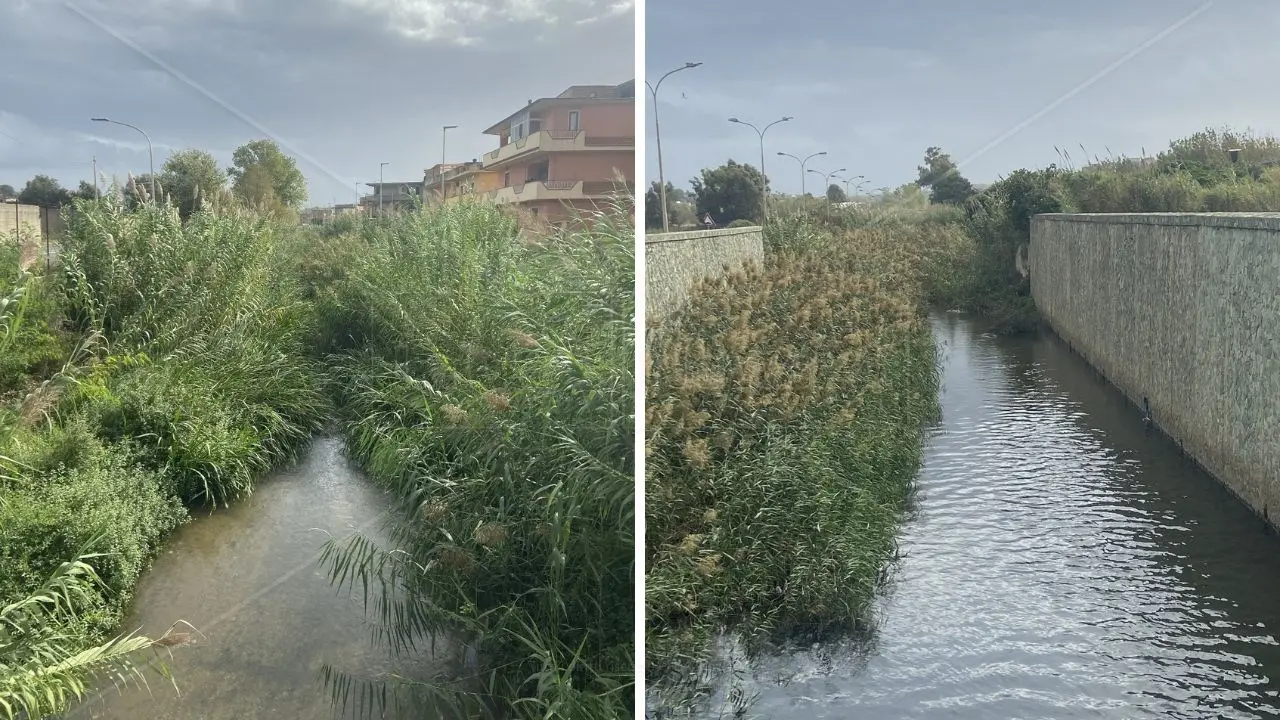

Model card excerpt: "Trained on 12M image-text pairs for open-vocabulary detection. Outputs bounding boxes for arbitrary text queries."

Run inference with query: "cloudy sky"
[646,0,1279,196]
[1,0,633,205]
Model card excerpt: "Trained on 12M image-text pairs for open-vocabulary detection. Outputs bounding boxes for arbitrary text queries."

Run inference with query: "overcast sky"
[646,0,1280,196]
[1,0,633,205]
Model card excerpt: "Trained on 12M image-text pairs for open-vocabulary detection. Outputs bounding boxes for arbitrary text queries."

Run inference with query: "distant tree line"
[1,139,308,222]
[645,147,978,230]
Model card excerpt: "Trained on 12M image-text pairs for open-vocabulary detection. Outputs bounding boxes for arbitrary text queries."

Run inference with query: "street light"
[777,150,826,197]
[646,61,703,232]
[442,125,457,203]
[379,161,389,216]
[91,117,154,202]
[841,174,866,195]
[808,167,847,198]
[728,115,792,223]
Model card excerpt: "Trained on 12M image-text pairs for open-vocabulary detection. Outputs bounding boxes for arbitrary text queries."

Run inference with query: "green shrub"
[0,425,186,628]
[726,218,755,228]
[959,126,1280,335]
[0,271,67,396]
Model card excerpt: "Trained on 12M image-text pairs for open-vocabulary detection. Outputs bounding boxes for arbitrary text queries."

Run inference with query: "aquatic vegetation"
[0,197,328,715]
[0,551,178,720]
[645,218,943,692]
[56,200,328,505]
[309,201,635,719]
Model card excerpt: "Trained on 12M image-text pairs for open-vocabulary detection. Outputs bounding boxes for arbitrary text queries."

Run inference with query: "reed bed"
[645,215,945,699]
[4,195,635,719]
[310,201,635,719]
[0,196,328,717]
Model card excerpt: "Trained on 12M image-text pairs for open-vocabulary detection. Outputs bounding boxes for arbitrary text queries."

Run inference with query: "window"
[527,161,549,182]
[568,111,580,132]
[504,171,510,187]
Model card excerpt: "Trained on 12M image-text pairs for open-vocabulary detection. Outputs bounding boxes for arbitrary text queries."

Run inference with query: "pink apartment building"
[481,80,635,223]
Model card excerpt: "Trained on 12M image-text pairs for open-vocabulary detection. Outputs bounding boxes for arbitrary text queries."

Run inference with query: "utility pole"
[442,125,457,204]
[379,162,389,216]
[91,155,99,198]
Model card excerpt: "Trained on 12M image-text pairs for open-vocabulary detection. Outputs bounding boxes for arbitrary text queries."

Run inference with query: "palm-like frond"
[0,550,173,720]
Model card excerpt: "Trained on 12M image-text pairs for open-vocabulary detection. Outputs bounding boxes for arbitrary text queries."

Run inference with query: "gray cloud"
[0,0,633,203]
[646,0,1280,195]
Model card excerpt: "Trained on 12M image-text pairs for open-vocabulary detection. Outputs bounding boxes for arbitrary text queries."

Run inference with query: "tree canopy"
[691,160,765,225]
[916,146,976,205]
[16,175,72,207]
[161,149,229,218]
[72,181,98,201]
[228,139,307,211]
[826,184,847,203]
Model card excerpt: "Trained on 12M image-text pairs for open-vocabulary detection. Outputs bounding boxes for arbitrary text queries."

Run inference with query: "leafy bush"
[0,268,67,396]
[0,420,186,627]
[0,553,174,720]
[959,126,1280,333]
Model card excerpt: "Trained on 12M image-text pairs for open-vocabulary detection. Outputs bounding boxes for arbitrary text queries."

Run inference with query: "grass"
[644,209,948,712]
[310,200,635,719]
[2,193,635,719]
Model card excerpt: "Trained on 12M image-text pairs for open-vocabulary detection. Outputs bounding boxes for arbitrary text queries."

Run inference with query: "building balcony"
[482,130,635,168]
[486,179,635,204]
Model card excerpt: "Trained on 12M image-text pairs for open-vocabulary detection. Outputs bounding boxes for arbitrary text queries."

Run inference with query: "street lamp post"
[841,174,866,195]
[776,150,826,197]
[378,162,389,216]
[729,115,792,223]
[91,117,154,202]
[646,61,703,233]
[442,125,457,203]
[808,167,847,199]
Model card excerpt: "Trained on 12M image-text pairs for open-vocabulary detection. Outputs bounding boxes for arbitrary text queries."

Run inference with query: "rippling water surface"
[724,313,1280,719]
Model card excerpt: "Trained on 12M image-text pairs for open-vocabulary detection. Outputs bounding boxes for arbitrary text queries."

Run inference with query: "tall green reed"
[314,200,635,719]
[57,197,326,505]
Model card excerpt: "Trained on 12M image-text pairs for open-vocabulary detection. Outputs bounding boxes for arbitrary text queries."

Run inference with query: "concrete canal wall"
[645,225,764,322]
[1030,212,1280,521]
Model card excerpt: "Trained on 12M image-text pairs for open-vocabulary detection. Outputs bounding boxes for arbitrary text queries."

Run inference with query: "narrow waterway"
[70,436,445,719]
[720,313,1280,719]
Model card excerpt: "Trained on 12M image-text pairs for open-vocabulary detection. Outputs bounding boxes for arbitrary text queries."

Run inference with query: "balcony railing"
[485,180,636,204]
[584,136,635,147]
[482,130,636,167]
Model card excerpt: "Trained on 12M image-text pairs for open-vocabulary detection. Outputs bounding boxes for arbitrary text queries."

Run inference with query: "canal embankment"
[1031,212,1280,526]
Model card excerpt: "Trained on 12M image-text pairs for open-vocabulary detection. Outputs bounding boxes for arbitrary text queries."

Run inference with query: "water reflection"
[700,313,1280,719]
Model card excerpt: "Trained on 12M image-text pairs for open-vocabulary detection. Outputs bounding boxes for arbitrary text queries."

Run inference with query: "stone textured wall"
[1031,213,1280,520]
[645,226,764,322]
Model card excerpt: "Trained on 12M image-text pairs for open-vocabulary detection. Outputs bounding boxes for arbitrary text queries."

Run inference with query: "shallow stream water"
[71,436,444,719]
